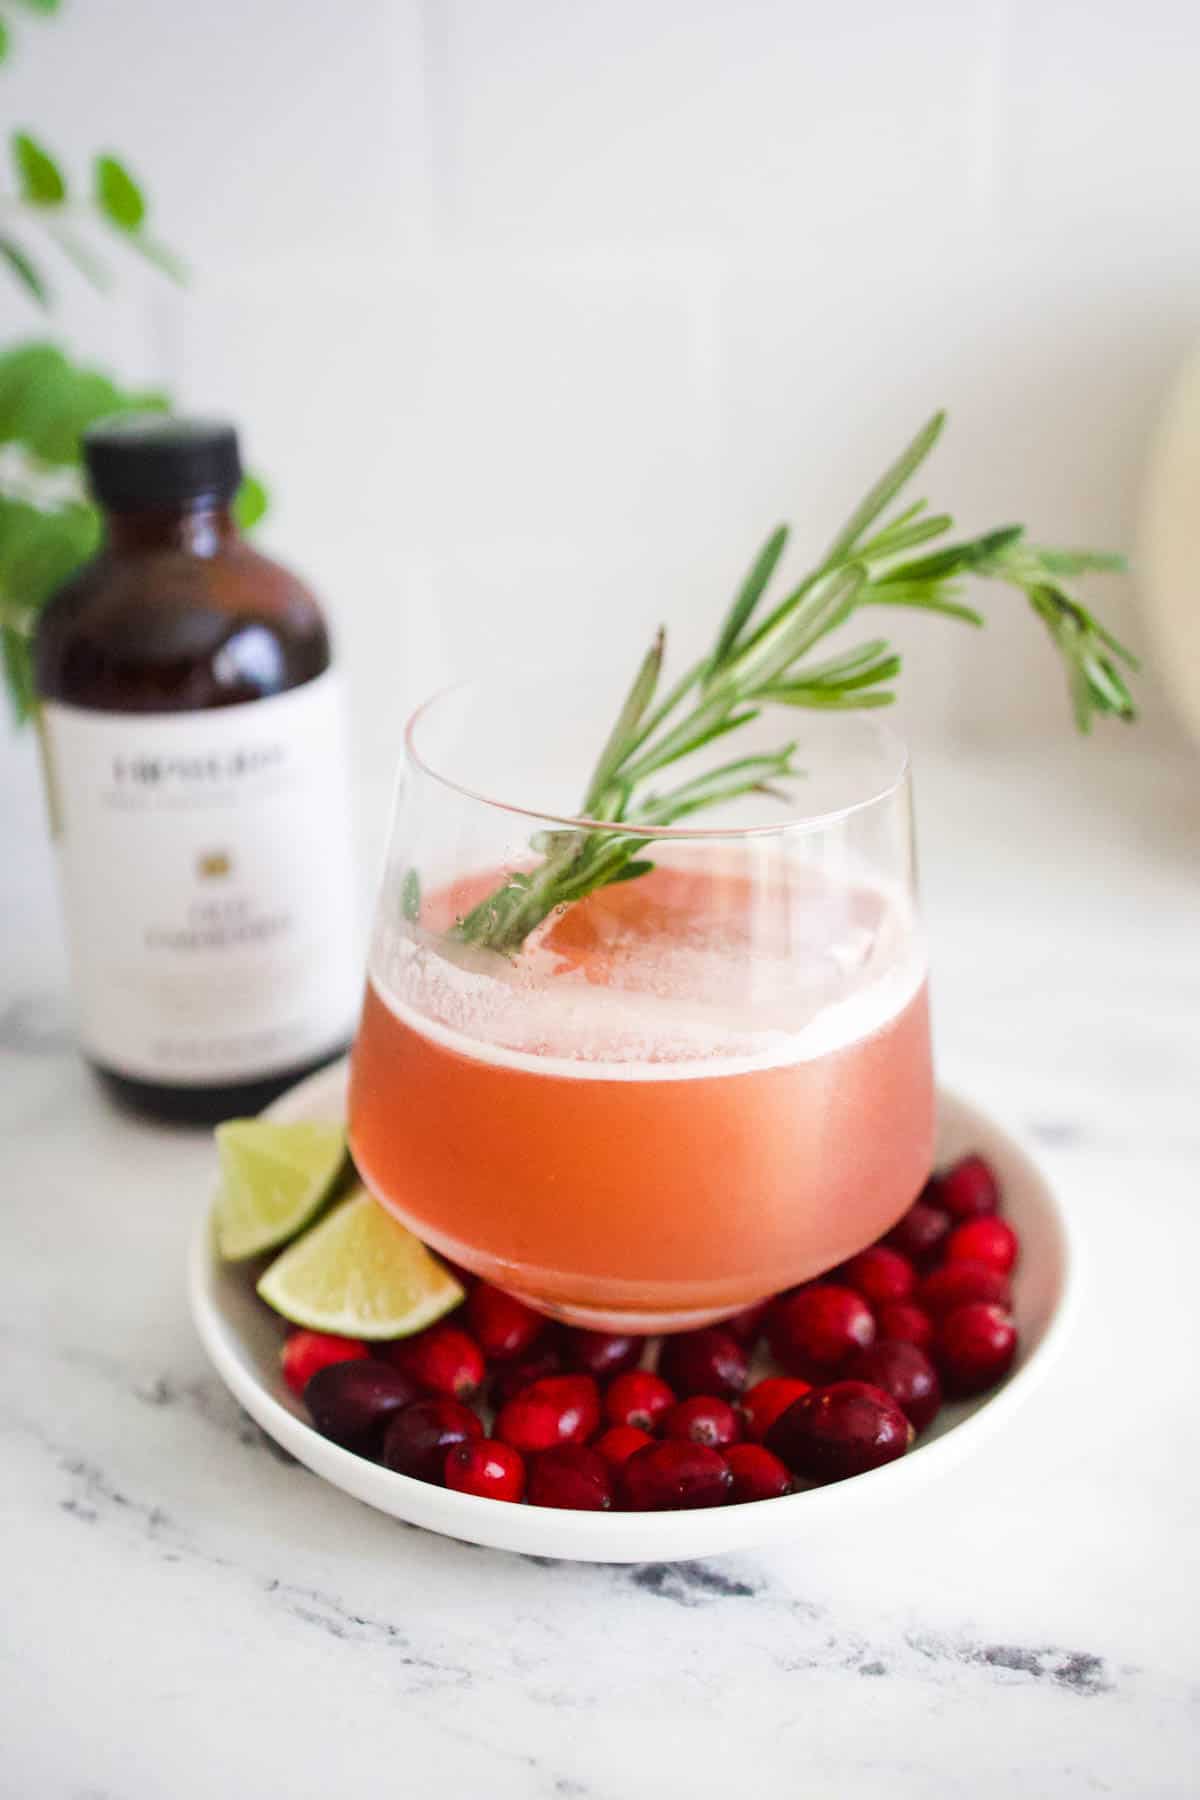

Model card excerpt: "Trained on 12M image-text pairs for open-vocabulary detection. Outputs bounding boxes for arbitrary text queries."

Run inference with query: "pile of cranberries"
[280,1152,1019,1513]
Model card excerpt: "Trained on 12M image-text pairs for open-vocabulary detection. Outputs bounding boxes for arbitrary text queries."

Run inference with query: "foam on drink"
[368,855,926,1082]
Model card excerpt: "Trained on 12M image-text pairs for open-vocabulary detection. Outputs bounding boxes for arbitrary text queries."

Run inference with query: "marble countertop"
[2,737,1197,1800]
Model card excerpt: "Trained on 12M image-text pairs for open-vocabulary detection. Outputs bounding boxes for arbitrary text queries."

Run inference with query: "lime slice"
[213,1119,347,1261]
[256,1186,464,1339]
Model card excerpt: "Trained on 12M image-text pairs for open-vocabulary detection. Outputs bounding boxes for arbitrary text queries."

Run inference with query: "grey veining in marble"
[2,739,1198,1799]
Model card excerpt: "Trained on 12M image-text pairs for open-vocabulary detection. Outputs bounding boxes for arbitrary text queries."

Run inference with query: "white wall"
[1,0,1195,793]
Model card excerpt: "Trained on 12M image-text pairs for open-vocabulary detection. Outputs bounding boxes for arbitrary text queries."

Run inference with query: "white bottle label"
[40,671,360,1086]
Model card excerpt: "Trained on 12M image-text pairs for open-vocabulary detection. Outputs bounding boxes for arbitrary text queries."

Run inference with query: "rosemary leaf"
[583,626,664,812]
[766,686,897,710]
[1034,548,1128,577]
[707,523,789,676]
[821,411,945,564]
[621,700,758,785]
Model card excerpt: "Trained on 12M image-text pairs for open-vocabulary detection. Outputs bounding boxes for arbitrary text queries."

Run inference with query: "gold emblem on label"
[198,850,233,879]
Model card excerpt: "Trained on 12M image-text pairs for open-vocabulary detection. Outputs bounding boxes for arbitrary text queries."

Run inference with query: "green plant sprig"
[0,6,264,723]
[0,129,184,307]
[453,412,1136,956]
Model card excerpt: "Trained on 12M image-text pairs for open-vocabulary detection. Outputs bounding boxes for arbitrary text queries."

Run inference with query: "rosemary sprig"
[454,412,1136,955]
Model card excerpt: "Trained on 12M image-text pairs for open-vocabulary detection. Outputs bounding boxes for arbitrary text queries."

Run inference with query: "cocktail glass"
[348,673,934,1333]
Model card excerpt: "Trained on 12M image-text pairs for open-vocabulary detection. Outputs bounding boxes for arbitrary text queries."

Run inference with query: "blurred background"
[3,0,1199,762]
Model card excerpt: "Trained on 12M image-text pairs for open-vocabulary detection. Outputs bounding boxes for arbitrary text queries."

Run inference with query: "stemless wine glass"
[347,671,934,1333]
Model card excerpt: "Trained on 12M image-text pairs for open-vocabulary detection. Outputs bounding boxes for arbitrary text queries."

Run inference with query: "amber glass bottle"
[35,416,358,1123]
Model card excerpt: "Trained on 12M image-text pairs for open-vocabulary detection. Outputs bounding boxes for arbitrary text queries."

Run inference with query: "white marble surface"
[2,736,1198,1799]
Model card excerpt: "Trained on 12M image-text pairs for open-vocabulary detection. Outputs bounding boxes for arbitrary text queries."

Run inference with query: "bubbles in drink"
[370,850,924,1078]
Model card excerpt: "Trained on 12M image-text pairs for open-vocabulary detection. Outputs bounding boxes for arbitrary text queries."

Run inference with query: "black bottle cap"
[83,414,242,510]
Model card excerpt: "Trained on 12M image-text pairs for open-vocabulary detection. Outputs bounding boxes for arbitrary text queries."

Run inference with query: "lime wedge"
[213,1119,347,1261]
[256,1186,464,1339]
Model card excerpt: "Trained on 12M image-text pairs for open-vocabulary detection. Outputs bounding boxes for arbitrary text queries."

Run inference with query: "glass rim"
[404,678,912,841]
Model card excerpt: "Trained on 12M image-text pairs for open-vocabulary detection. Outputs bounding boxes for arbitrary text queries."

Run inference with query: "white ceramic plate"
[189,1062,1074,1563]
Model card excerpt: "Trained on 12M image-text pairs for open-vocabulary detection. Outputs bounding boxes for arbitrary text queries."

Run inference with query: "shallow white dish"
[189,1061,1074,1563]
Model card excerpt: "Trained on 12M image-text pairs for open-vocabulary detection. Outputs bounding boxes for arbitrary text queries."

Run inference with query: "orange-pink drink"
[349,858,934,1331]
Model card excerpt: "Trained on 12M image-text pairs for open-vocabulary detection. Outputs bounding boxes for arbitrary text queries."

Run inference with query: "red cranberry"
[875,1301,934,1352]
[604,1370,676,1433]
[494,1374,600,1452]
[936,1303,1017,1396]
[387,1324,485,1400]
[662,1395,741,1449]
[845,1340,942,1434]
[562,1328,643,1379]
[839,1246,916,1307]
[281,1330,367,1396]
[465,1283,547,1361]
[725,1443,791,1504]
[527,1445,614,1511]
[488,1342,565,1407]
[304,1359,422,1451]
[723,1300,772,1347]
[918,1260,1011,1319]
[657,1328,748,1399]
[619,1441,733,1511]
[947,1216,1019,1274]
[740,1376,813,1443]
[766,1285,875,1380]
[593,1425,654,1466]
[382,1396,483,1482]
[939,1153,1000,1219]
[444,1438,526,1502]
[766,1381,913,1484]
[884,1199,952,1269]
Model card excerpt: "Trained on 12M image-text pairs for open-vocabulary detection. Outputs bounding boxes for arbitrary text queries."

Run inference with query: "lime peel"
[213,1118,346,1261]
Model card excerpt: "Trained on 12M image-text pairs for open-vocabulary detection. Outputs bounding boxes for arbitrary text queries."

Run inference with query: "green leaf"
[763,649,901,699]
[625,654,706,758]
[234,473,269,530]
[0,20,9,63]
[93,154,145,231]
[767,686,896,711]
[708,524,789,674]
[1031,547,1127,577]
[0,494,101,606]
[88,157,186,283]
[775,638,894,687]
[1081,611,1139,670]
[583,627,664,809]
[0,236,49,307]
[822,412,945,564]
[12,130,66,205]
[725,562,865,694]
[641,750,796,818]
[879,525,1024,585]
[1083,654,1135,716]
[859,512,953,562]
[13,0,65,13]
[859,583,985,627]
[0,342,168,466]
[607,859,655,884]
[0,495,103,721]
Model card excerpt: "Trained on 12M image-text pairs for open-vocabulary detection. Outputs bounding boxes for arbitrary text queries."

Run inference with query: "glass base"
[353,1141,926,1337]
[504,1292,751,1336]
